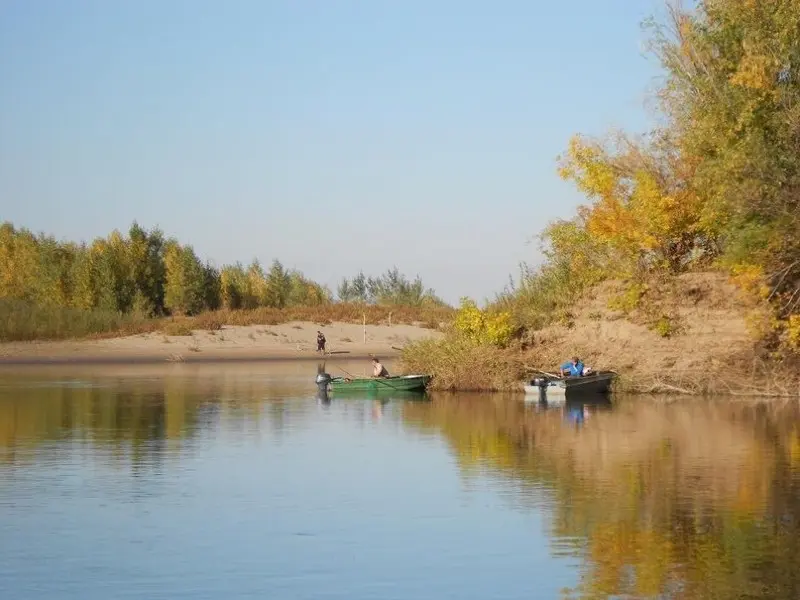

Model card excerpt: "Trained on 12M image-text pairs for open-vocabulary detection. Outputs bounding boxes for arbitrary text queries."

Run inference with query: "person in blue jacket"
[559,356,585,377]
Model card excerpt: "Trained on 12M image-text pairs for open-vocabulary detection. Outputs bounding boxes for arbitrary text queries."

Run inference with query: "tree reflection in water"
[0,373,303,470]
[4,374,800,599]
[401,394,800,600]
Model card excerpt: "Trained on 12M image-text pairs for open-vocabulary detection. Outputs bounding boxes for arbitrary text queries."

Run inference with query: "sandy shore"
[0,321,443,365]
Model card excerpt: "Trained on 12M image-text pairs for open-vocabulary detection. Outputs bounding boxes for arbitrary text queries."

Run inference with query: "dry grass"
[161,322,193,337]
[402,336,523,391]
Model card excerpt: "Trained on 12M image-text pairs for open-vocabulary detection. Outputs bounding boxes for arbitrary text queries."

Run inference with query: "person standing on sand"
[317,331,326,354]
[372,357,389,378]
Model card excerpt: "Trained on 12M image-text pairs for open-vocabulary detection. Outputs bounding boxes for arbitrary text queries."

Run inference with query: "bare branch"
[781,283,800,313]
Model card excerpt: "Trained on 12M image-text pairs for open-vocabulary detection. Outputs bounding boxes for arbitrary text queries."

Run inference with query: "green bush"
[0,298,155,341]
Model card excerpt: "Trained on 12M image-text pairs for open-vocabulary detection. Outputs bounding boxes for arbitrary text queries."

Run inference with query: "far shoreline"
[0,350,399,367]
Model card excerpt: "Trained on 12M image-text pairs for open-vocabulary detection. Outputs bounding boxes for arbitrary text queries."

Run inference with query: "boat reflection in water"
[528,393,612,428]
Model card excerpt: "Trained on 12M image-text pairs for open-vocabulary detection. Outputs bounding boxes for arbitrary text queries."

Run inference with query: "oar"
[528,368,563,379]
[334,365,402,391]
[334,365,360,380]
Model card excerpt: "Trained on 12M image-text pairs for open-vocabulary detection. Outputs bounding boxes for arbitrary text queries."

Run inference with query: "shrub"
[651,315,675,338]
[452,298,515,347]
[608,282,648,314]
[162,321,194,336]
[401,336,521,391]
[0,299,157,342]
[728,263,770,301]
[787,315,800,351]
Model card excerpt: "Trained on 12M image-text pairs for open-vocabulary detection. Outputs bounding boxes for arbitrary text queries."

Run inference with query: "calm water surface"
[2,361,800,599]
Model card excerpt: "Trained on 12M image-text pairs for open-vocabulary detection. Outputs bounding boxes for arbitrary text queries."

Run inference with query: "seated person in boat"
[559,356,591,377]
[372,357,389,378]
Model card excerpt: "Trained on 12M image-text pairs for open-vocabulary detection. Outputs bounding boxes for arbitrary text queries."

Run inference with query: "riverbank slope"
[402,272,797,396]
[520,272,767,394]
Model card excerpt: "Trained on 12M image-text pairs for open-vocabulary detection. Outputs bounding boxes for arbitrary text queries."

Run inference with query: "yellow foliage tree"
[453,298,514,347]
[787,315,800,351]
[558,133,706,276]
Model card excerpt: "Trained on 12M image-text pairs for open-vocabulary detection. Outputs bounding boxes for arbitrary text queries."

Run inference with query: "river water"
[1,360,800,599]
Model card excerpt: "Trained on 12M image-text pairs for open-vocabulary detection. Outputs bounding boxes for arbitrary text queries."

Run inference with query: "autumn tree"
[647,0,800,313]
[557,131,708,277]
[163,241,206,316]
[87,238,121,312]
[68,243,94,310]
[287,272,331,306]
[514,0,800,344]
[0,224,42,304]
[244,260,268,309]
[218,264,242,309]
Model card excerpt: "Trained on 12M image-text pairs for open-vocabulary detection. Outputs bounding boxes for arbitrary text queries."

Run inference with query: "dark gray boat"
[524,371,616,401]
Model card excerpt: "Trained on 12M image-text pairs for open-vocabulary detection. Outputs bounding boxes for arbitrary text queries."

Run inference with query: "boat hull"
[328,374,431,394]
[524,371,615,401]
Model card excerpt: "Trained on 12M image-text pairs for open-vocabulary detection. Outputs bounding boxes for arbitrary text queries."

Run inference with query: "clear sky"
[0,0,666,304]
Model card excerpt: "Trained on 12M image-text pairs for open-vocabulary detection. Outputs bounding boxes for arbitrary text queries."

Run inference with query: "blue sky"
[0,0,666,304]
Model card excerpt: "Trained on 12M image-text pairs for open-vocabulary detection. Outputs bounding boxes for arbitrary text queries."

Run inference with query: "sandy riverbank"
[0,321,443,365]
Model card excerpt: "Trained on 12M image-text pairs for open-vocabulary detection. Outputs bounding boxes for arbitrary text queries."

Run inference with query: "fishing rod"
[334,365,402,391]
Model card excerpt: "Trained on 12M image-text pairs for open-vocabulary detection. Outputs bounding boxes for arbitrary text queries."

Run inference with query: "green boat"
[328,374,431,393]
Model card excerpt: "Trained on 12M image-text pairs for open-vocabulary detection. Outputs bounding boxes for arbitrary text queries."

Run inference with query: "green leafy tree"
[338,268,443,306]
[338,271,369,303]
[88,239,120,312]
[68,243,94,310]
[264,260,291,308]
[288,271,332,306]
[128,223,166,316]
[245,260,267,309]
[202,263,221,311]
[220,263,247,309]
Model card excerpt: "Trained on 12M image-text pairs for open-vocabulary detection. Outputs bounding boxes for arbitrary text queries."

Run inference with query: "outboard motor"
[315,371,332,404]
[316,371,332,393]
[530,377,548,403]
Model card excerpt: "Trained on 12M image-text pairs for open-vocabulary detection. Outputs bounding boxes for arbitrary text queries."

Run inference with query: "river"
[1,360,799,599]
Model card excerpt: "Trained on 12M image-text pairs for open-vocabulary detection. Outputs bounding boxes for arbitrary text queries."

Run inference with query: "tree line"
[337,268,443,307]
[505,0,800,350]
[0,221,445,317]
